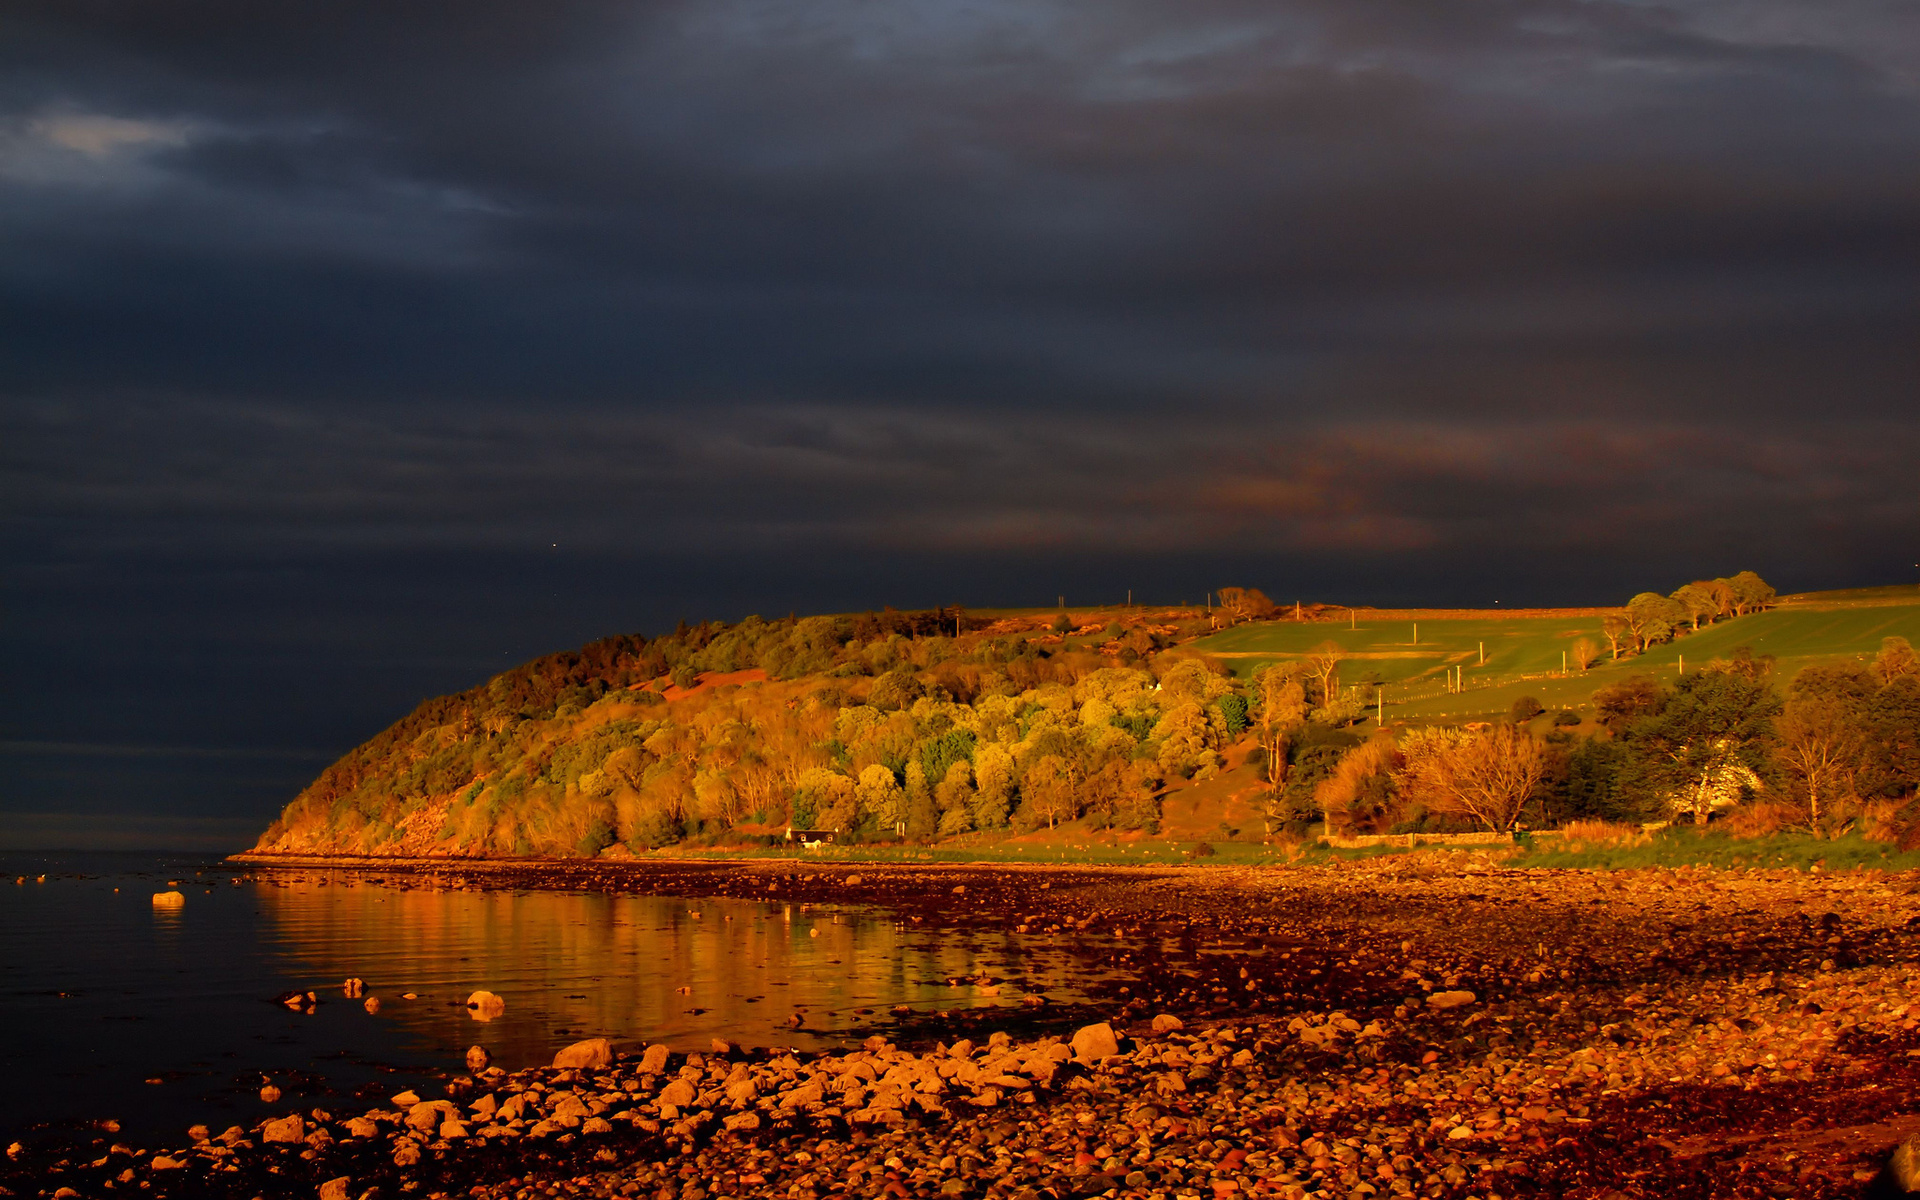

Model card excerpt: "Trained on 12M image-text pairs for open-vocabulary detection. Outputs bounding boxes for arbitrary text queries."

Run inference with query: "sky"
[5,0,1919,848]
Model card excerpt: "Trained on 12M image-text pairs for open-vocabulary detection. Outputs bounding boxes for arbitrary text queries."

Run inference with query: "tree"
[1601,614,1630,660]
[1304,641,1344,706]
[972,744,1015,828]
[1509,696,1544,724]
[1314,738,1400,835]
[1594,676,1665,732]
[904,760,937,841]
[855,764,906,832]
[1726,571,1776,616]
[1625,592,1683,652]
[934,760,975,835]
[1775,692,1862,834]
[1874,636,1919,686]
[1216,587,1276,621]
[1569,637,1600,671]
[1254,665,1309,785]
[1670,584,1716,631]
[1022,754,1078,829]
[1397,725,1545,833]
[1617,670,1779,823]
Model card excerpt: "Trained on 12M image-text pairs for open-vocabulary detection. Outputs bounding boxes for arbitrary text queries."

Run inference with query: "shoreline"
[9,855,1920,1197]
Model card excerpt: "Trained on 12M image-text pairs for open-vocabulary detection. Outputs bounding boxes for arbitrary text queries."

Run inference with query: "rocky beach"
[6,853,1920,1200]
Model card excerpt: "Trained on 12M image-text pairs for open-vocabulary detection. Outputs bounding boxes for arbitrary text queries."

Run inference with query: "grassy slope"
[1188,588,1920,723]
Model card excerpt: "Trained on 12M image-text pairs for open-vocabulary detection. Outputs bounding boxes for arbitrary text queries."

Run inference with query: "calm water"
[0,852,1105,1143]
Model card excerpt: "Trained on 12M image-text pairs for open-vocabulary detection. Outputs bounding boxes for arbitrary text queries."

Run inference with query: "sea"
[0,851,1105,1146]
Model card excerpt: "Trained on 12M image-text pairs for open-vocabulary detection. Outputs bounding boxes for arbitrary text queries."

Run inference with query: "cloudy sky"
[5,0,1918,846]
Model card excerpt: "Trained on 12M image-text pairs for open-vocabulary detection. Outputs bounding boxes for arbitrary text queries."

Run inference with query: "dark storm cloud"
[6,0,1920,843]
[6,0,1920,413]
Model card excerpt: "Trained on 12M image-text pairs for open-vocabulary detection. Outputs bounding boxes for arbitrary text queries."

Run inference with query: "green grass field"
[652,826,1920,874]
[1189,588,1920,723]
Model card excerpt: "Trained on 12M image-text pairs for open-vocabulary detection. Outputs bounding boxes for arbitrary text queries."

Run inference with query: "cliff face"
[249,609,1219,858]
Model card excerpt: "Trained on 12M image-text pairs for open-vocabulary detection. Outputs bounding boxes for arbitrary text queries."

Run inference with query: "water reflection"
[253,875,1098,1072]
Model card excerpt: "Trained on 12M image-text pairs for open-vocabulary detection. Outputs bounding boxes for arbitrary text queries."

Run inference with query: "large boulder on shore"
[553,1037,612,1070]
[1071,1022,1120,1063]
[260,1114,305,1143]
[466,991,505,1019]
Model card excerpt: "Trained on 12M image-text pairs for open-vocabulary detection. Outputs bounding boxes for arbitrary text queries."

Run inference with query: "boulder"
[150,1155,186,1170]
[258,1085,282,1103]
[1151,1014,1185,1034]
[261,1115,305,1144]
[1888,1133,1920,1192]
[659,1078,697,1107]
[318,1177,351,1200]
[363,996,380,1014]
[1426,990,1478,1010]
[639,1043,672,1074]
[406,1100,458,1131]
[723,1112,762,1132]
[465,1045,490,1072]
[151,891,185,908]
[1071,1022,1120,1063]
[466,991,505,1020]
[552,1038,612,1070]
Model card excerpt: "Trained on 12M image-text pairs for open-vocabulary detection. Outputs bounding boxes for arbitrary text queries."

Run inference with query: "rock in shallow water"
[553,1037,612,1070]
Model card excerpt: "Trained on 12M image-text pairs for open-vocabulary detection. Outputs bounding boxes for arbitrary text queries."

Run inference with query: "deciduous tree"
[1397,725,1544,833]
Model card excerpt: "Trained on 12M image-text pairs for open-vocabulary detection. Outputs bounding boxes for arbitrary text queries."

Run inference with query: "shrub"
[1555,819,1648,851]
[1552,710,1582,727]
[1509,696,1545,724]
[1192,842,1216,857]
[1721,801,1804,838]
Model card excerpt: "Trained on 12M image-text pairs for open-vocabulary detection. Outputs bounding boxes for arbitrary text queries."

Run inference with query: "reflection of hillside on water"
[251,876,1087,1071]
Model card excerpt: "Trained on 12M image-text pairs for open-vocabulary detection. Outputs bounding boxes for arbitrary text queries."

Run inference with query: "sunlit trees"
[1314,738,1400,835]
[1396,725,1545,833]
[1670,583,1716,632]
[1617,669,1778,823]
[1303,641,1343,708]
[1875,636,1919,686]
[1216,587,1276,622]
[1252,665,1309,786]
[934,761,976,835]
[1774,689,1861,833]
[1021,755,1078,829]
[855,764,906,831]
[1569,637,1600,671]
[1625,592,1682,652]
[972,744,1015,828]
[1601,614,1629,660]
[903,760,936,841]
[1727,571,1776,615]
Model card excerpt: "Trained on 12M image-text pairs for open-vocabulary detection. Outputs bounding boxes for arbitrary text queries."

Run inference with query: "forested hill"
[249,574,1919,858]
[250,605,1234,857]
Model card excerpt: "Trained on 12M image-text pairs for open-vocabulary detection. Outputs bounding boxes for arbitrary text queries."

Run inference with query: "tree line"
[1284,636,1920,842]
